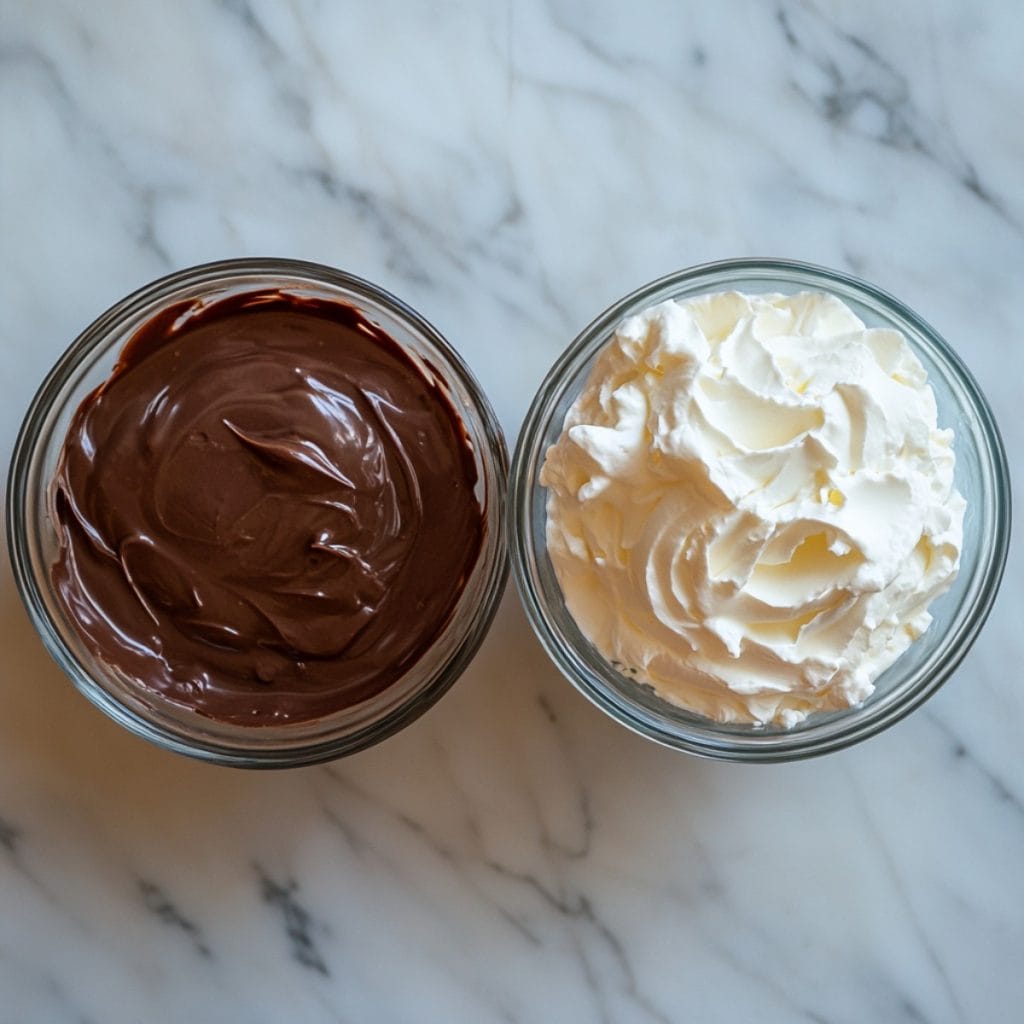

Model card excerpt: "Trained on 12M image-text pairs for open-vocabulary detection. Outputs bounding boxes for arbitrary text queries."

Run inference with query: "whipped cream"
[541,290,965,727]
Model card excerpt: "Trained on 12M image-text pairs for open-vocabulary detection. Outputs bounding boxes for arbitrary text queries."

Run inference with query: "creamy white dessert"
[541,291,965,727]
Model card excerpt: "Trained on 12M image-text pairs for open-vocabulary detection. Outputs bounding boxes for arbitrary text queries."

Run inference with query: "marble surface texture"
[1,1,1022,1021]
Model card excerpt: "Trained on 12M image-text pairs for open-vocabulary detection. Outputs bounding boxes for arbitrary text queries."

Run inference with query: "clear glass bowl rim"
[509,257,1012,762]
[6,257,509,768]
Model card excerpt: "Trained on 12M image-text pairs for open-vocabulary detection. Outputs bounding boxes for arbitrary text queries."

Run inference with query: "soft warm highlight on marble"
[1,2,1022,1022]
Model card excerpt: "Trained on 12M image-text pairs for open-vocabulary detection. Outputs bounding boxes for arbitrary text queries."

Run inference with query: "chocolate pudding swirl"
[50,291,484,725]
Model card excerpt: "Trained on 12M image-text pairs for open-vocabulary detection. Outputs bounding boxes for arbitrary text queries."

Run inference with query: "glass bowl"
[7,258,508,767]
[510,258,1011,762]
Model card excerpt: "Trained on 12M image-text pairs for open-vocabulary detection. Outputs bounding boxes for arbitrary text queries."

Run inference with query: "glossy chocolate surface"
[50,290,483,724]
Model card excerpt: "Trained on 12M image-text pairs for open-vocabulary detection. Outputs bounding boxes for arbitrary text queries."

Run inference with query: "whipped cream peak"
[542,290,965,728]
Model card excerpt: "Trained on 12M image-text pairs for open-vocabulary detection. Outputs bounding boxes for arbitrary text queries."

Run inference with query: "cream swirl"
[541,291,965,727]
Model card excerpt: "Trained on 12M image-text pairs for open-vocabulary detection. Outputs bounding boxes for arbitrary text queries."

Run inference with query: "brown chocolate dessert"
[50,290,484,725]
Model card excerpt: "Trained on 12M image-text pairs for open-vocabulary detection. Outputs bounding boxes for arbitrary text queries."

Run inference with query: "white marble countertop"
[1,2,1021,1021]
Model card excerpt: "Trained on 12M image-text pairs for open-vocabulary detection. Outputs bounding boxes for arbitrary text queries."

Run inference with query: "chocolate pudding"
[50,290,485,725]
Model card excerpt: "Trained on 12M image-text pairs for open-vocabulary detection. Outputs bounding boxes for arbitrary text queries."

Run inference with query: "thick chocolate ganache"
[50,290,484,725]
